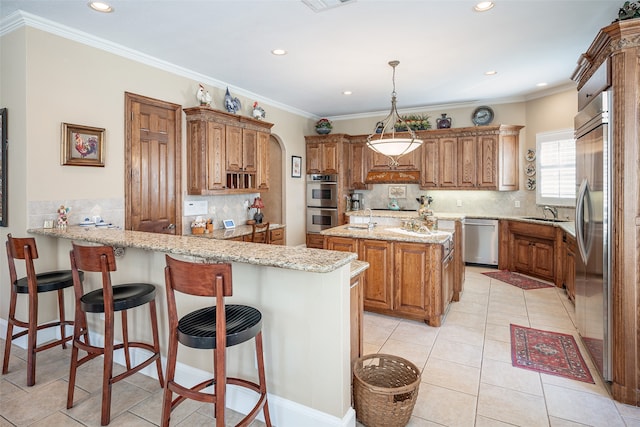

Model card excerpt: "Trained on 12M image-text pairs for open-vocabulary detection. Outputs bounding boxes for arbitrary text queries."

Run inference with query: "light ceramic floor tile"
[441,310,486,332]
[477,382,549,427]
[480,358,544,396]
[430,338,483,368]
[475,415,520,426]
[544,383,625,426]
[482,338,512,364]
[389,320,440,347]
[486,310,530,327]
[411,383,477,427]
[422,357,480,396]
[25,411,86,427]
[379,338,431,371]
[438,324,485,347]
[484,323,511,343]
[549,416,592,426]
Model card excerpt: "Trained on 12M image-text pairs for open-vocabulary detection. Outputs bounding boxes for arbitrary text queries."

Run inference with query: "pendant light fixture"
[366,60,423,167]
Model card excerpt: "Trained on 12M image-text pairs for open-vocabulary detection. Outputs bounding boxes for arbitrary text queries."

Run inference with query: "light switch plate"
[184,200,208,216]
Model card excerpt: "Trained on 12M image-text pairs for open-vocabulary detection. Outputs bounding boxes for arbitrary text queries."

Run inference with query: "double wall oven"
[306,174,339,233]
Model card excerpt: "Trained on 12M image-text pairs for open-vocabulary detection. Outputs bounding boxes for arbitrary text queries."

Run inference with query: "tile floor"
[1,266,640,426]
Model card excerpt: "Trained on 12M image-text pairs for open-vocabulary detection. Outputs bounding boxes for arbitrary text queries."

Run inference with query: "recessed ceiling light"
[485,70,497,76]
[342,90,352,95]
[88,1,113,13]
[474,1,495,12]
[271,49,287,56]
[536,82,548,87]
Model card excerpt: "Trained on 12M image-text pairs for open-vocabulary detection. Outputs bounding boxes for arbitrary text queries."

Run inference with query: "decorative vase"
[436,113,452,129]
[316,127,331,135]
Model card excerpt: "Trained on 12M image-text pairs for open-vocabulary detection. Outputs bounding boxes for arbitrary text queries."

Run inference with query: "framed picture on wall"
[291,155,302,178]
[61,122,105,167]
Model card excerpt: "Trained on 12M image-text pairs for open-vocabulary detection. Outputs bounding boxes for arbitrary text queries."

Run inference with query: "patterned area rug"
[511,324,594,383]
[483,270,553,290]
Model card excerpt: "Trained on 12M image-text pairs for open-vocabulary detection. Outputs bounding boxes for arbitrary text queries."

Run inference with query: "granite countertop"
[350,260,369,279]
[346,210,575,236]
[321,224,452,244]
[193,223,285,240]
[27,227,355,274]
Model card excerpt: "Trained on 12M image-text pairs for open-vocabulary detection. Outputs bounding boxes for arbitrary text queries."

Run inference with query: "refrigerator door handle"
[575,178,592,264]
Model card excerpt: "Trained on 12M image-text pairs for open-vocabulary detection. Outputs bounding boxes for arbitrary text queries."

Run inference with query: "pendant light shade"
[366,60,423,167]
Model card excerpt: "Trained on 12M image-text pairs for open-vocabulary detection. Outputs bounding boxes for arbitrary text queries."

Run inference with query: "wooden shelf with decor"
[185,107,273,195]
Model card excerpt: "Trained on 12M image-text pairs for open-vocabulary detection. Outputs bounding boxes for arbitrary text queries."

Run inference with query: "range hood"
[365,170,420,184]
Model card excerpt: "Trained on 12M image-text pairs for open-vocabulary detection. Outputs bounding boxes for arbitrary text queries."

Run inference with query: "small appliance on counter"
[351,193,364,211]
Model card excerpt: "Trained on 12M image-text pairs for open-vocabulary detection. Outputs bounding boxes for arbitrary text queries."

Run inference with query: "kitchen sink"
[344,225,371,230]
[522,216,569,223]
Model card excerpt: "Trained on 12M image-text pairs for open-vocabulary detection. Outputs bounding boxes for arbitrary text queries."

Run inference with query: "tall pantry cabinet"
[572,18,640,406]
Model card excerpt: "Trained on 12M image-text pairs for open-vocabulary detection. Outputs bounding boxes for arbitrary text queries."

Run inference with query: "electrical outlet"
[515,200,521,208]
[456,200,462,207]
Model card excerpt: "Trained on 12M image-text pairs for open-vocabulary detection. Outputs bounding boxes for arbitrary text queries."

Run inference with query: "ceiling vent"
[302,0,356,12]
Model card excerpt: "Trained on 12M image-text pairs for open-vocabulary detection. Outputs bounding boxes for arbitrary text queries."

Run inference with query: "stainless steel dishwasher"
[464,218,499,266]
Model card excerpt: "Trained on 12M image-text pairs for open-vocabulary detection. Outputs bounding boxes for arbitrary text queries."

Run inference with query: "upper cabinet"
[304,134,348,175]
[419,125,523,191]
[184,107,273,195]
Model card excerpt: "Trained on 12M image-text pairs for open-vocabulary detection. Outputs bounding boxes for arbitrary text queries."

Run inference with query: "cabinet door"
[306,233,324,249]
[458,135,477,188]
[206,121,226,190]
[564,235,576,302]
[256,131,270,189]
[360,239,393,310]
[497,132,519,191]
[420,138,439,188]
[531,239,555,280]
[187,119,226,193]
[321,142,339,174]
[348,141,369,190]
[513,235,533,272]
[393,242,428,316]
[439,137,458,187]
[270,228,285,245]
[306,143,322,174]
[324,236,358,253]
[370,146,419,171]
[442,252,454,310]
[225,126,243,171]
[477,134,498,189]
[350,273,364,368]
[242,129,258,172]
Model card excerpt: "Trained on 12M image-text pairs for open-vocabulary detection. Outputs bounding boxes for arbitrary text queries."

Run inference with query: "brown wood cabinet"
[305,134,345,174]
[347,140,370,190]
[350,272,364,369]
[184,107,273,194]
[306,233,325,249]
[499,220,563,286]
[419,125,522,191]
[563,232,576,303]
[368,143,420,171]
[324,234,452,326]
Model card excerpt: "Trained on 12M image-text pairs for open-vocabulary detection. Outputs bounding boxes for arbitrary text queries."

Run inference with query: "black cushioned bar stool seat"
[161,255,272,427]
[3,234,82,386]
[67,243,164,426]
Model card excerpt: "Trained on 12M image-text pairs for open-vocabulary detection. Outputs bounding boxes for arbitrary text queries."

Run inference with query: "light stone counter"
[27,226,358,426]
[321,224,452,245]
[199,223,286,240]
[28,226,354,273]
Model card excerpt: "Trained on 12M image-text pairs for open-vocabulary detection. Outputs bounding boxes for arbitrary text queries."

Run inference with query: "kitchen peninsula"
[322,215,461,326]
[27,226,359,427]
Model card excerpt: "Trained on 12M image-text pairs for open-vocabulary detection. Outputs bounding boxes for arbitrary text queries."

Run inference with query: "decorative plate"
[526,177,536,190]
[471,106,494,126]
[525,162,536,176]
[526,149,536,162]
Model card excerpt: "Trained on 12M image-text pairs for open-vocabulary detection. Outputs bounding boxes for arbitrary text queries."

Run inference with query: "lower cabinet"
[499,220,563,286]
[306,233,325,249]
[325,235,452,326]
[563,233,577,303]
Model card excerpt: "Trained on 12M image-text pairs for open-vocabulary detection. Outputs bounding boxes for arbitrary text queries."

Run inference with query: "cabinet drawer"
[270,228,285,245]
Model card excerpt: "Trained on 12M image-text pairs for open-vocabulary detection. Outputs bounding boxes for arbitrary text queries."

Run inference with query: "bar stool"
[67,243,164,426]
[161,255,271,427]
[2,234,81,386]
[250,222,270,244]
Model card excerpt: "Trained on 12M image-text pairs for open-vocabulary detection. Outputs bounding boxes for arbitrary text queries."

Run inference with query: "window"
[535,129,575,207]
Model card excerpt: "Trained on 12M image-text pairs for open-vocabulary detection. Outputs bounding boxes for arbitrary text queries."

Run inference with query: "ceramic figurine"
[224,87,241,114]
[252,102,266,120]
[196,84,212,107]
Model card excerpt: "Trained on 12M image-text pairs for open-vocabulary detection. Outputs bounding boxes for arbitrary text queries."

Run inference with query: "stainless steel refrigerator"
[574,76,612,381]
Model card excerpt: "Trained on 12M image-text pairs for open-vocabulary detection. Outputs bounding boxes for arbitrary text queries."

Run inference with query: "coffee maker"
[351,193,364,211]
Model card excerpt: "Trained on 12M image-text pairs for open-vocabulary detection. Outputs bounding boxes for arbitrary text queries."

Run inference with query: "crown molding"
[0,10,316,120]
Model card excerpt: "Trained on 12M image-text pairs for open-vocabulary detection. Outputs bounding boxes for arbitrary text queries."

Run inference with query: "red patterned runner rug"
[510,324,594,383]
[483,270,553,290]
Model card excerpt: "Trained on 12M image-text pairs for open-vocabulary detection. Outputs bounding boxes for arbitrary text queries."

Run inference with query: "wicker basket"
[353,354,421,427]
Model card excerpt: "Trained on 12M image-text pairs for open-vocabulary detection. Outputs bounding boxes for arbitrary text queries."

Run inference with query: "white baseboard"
[0,318,355,427]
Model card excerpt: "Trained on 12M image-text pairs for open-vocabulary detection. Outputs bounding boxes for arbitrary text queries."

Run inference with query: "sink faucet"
[364,208,374,230]
[543,206,558,219]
